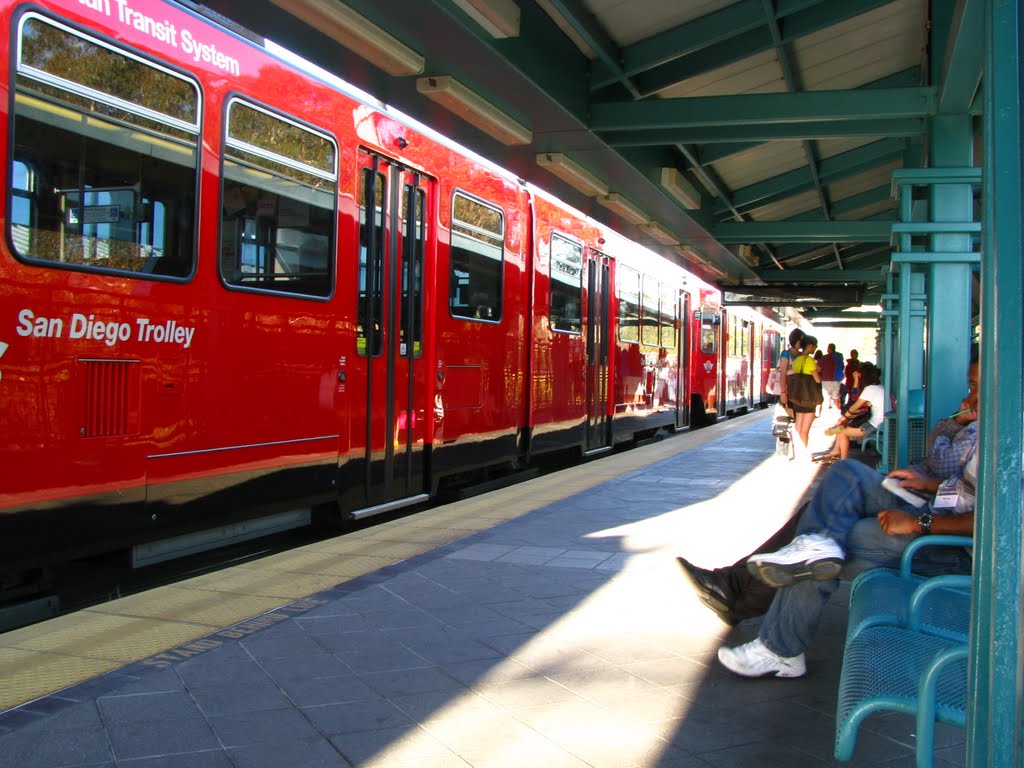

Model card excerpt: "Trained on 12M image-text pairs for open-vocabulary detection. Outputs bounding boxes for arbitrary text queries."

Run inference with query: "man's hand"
[886,467,940,494]
[878,508,921,536]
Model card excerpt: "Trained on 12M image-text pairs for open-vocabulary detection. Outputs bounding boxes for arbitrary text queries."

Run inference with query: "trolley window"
[357,168,386,357]
[221,100,336,298]
[699,309,718,354]
[9,14,199,278]
[641,277,660,346]
[400,181,425,357]
[550,233,582,333]
[617,265,640,344]
[661,288,678,350]
[450,192,503,321]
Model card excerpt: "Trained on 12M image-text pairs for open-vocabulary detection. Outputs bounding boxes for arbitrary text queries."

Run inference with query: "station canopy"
[194,0,982,326]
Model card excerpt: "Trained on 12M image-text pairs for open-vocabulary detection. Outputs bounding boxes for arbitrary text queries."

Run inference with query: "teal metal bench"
[835,625,968,767]
[846,535,973,642]
[835,535,973,767]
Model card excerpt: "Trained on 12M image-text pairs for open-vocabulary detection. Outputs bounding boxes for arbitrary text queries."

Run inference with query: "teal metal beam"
[752,269,882,282]
[712,221,892,243]
[685,70,921,167]
[617,0,766,78]
[804,320,881,328]
[589,88,936,130]
[602,118,924,146]
[890,251,981,264]
[891,166,982,192]
[937,0,984,113]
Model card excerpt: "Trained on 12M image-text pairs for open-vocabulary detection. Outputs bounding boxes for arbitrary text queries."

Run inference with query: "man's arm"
[877,509,974,536]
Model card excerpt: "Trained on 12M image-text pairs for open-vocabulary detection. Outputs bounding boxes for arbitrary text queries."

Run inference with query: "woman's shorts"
[857,422,878,438]
[790,403,817,414]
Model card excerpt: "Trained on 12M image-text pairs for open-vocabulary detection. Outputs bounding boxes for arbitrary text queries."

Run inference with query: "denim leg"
[842,518,915,579]
[795,459,919,551]
[760,578,838,658]
[760,519,972,657]
[844,518,972,578]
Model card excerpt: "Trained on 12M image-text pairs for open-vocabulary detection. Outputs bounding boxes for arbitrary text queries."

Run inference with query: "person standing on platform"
[844,349,861,408]
[788,335,822,459]
[777,328,805,413]
[818,343,842,411]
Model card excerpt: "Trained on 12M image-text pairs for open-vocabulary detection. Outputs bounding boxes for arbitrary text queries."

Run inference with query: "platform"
[0,411,967,767]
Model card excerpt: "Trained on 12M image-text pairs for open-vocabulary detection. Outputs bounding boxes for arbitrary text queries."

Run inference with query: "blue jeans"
[759,459,972,658]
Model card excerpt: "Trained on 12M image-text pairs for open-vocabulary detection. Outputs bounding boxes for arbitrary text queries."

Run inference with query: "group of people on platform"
[776,328,874,462]
[677,346,979,679]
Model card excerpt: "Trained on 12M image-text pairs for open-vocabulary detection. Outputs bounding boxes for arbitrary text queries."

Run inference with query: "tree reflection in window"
[10,14,199,277]
[220,100,336,297]
[550,234,582,333]
[450,192,503,321]
[641,277,660,346]
[617,266,640,344]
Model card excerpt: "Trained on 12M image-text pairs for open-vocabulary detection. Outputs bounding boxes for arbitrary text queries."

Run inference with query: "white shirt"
[858,383,886,428]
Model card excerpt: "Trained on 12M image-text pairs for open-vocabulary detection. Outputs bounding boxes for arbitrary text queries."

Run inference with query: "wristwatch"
[917,511,933,535]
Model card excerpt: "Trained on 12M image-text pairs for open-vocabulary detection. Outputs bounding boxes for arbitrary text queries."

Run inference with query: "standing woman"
[789,335,822,457]
[778,328,806,411]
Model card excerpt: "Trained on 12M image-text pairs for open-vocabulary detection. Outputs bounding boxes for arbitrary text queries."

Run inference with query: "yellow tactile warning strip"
[0,412,768,713]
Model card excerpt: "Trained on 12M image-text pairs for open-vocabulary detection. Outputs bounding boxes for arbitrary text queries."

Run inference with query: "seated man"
[715,374,979,678]
[678,360,979,627]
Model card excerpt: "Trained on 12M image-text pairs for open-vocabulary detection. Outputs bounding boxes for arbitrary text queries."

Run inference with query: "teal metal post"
[927,115,975,425]
[970,2,1024,765]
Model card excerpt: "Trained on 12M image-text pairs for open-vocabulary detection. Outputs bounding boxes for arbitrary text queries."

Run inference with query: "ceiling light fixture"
[640,221,679,245]
[416,76,532,145]
[450,0,521,38]
[595,193,648,226]
[536,153,608,197]
[659,167,702,210]
[677,245,726,279]
[269,0,424,76]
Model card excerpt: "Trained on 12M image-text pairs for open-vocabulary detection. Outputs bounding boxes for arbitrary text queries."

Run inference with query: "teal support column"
[895,264,918,469]
[927,115,974,426]
[970,1,1024,766]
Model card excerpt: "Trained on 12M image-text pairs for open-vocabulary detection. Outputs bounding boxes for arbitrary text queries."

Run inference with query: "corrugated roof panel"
[586,0,736,47]
[835,199,898,221]
[827,159,903,202]
[792,0,926,90]
[658,49,784,98]
[712,141,808,191]
[815,137,879,161]
[747,189,822,222]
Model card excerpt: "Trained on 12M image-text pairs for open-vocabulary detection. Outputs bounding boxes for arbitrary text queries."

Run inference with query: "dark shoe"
[676,557,737,624]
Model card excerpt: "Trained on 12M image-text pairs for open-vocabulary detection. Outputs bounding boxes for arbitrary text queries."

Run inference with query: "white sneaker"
[746,533,845,587]
[718,638,806,678]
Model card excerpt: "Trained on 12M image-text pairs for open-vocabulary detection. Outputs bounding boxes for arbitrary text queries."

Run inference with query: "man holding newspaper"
[716,359,979,679]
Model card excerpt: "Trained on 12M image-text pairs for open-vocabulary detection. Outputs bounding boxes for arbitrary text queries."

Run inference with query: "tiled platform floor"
[0,411,967,767]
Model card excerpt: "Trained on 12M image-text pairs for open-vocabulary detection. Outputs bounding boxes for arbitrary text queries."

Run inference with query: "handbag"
[766,367,782,396]
[845,407,871,428]
[786,371,823,408]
